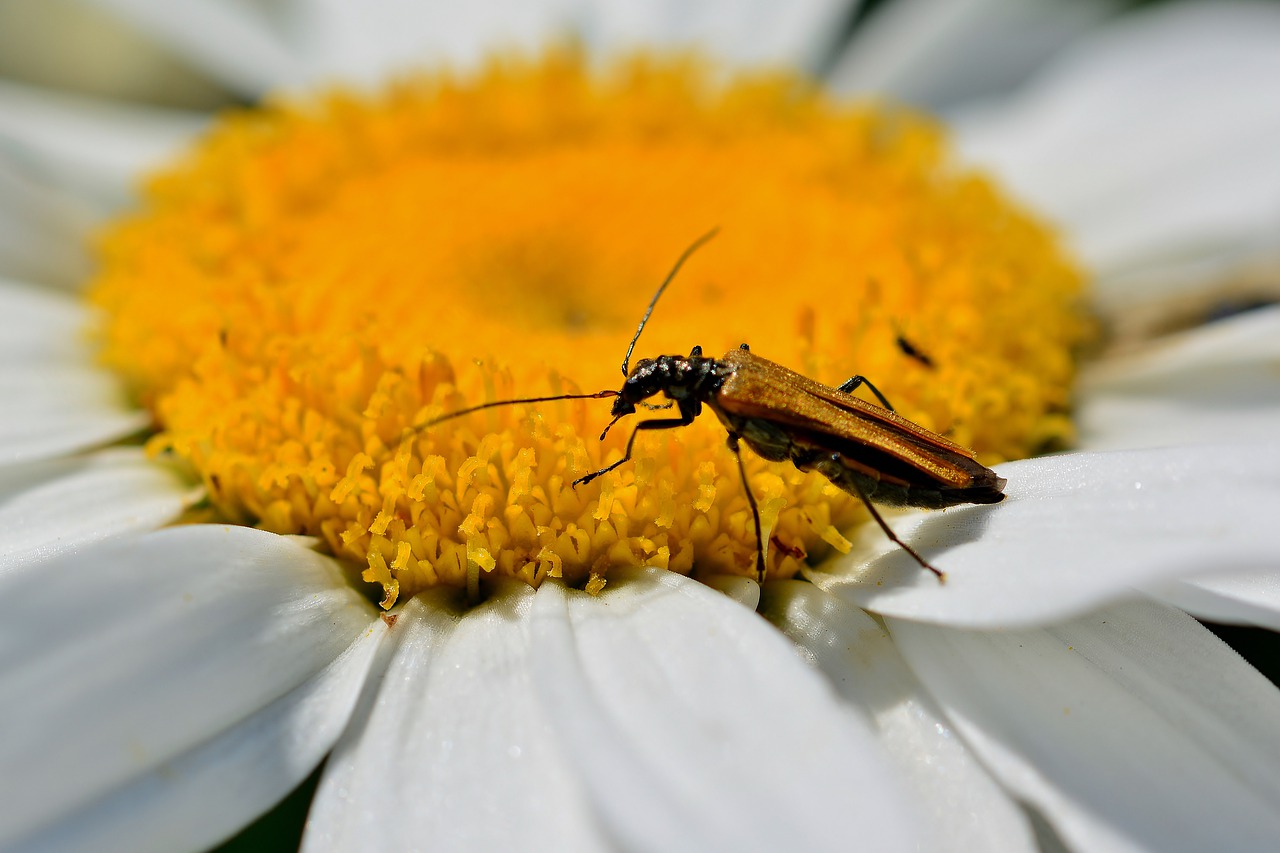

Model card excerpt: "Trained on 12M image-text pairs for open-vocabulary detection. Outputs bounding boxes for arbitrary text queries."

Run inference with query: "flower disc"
[91,52,1087,605]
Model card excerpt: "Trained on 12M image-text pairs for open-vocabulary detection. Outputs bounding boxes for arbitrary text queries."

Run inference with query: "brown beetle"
[424,231,1006,581]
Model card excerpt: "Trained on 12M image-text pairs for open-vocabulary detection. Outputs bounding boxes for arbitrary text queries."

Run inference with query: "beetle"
[422,230,1006,582]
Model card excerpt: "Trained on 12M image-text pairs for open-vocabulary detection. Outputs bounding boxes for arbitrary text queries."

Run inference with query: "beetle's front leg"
[573,414,695,487]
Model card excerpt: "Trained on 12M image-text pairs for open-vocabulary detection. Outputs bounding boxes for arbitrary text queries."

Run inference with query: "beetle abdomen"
[714,406,1005,509]
[829,451,1002,507]
[792,444,1005,509]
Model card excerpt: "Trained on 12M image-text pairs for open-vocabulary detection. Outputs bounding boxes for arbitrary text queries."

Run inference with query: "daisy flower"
[2,2,1279,852]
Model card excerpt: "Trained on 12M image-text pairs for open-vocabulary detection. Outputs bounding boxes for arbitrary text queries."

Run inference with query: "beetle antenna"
[620,227,719,377]
[411,389,619,432]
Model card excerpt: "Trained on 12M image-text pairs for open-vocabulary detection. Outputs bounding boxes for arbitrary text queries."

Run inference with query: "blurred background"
[0,0,1173,111]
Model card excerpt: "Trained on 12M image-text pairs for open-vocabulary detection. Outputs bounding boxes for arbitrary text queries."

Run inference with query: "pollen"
[90,51,1087,605]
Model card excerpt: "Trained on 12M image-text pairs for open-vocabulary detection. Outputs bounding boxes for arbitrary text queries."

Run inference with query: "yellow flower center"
[90,52,1086,607]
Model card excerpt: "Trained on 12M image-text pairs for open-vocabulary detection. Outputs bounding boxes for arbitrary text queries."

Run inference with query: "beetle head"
[610,356,664,417]
[611,351,719,418]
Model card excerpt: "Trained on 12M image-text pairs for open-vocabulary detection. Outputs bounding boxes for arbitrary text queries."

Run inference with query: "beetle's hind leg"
[847,473,946,583]
[836,375,896,412]
[726,434,768,583]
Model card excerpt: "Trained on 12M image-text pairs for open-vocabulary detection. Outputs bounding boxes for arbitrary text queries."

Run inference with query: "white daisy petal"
[0,526,378,849]
[0,79,205,206]
[305,584,606,852]
[0,361,148,466]
[1087,304,1280,382]
[17,619,383,853]
[1079,305,1280,450]
[0,279,149,463]
[1148,570,1280,633]
[0,276,99,360]
[576,0,853,71]
[829,0,1115,108]
[954,1,1280,296]
[529,568,921,853]
[0,448,198,576]
[280,0,580,86]
[0,160,96,287]
[888,600,1280,852]
[761,581,1035,853]
[82,0,304,95]
[90,0,855,91]
[808,443,1280,628]
[699,572,761,608]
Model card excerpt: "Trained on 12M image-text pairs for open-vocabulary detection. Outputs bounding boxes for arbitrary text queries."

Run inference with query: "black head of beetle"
[610,345,726,419]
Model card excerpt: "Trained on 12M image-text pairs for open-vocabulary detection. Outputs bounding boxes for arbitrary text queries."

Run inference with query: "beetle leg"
[836,375,896,412]
[846,473,946,582]
[573,415,694,487]
[726,433,767,583]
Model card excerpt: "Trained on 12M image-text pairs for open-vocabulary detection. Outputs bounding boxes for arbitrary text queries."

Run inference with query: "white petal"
[0,525,378,848]
[699,572,760,608]
[82,0,304,95]
[1079,305,1280,450]
[1148,570,1280,633]
[888,600,1280,852]
[281,0,580,86]
[954,1,1280,295]
[0,448,198,576]
[574,0,852,71]
[0,361,148,466]
[762,581,1035,853]
[829,0,1115,108]
[0,79,205,206]
[530,568,922,852]
[16,619,383,853]
[0,280,148,463]
[1087,304,1280,382]
[0,160,96,288]
[305,584,607,852]
[808,443,1280,628]
[0,276,100,360]
[69,0,855,93]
